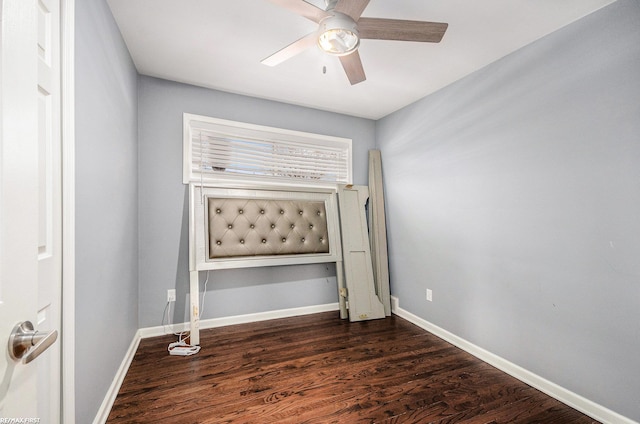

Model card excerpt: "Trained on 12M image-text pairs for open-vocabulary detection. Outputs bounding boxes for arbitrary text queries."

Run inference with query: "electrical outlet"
[167,289,176,302]
[426,289,433,302]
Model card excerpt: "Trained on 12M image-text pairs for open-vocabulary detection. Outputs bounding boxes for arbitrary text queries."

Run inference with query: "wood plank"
[107,313,601,424]
[368,149,391,315]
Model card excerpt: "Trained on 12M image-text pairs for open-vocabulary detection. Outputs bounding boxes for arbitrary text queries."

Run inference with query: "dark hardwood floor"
[107,312,599,423]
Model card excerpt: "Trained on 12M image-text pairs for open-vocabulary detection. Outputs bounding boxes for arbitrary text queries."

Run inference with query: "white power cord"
[200,270,210,317]
[168,133,208,357]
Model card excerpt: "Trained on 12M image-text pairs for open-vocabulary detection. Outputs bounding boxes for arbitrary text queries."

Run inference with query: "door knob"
[8,321,58,364]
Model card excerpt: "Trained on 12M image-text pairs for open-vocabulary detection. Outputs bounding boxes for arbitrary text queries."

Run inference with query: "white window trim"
[183,113,353,189]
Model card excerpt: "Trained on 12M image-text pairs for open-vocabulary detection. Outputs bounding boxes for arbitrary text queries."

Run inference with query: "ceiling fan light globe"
[317,12,360,56]
[318,28,359,55]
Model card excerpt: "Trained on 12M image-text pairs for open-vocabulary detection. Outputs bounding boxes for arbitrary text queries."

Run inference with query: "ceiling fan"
[262,0,448,85]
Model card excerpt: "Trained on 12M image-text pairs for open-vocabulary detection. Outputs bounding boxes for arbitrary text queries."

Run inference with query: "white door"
[0,0,62,421]
[36,0,62,420]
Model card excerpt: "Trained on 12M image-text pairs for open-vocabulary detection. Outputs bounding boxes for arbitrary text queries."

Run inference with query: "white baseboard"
[92,329,142,424]
[390,296,637,424]
[139,302,340,339]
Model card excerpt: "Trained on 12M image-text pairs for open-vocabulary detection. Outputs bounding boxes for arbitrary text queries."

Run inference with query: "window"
[183,114,352,187]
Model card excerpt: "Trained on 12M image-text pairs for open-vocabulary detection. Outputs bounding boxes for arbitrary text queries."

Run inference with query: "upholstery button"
[216,240,221,245]
[262,239,267,244]
[290,224,294,229]
[260,210,265,214]
[216,209,221,214]
[228,224,233,229]
[250,224,255,229]
[309,224,314,229]
[299,210,303,215]
[282,238,286,242]
[301,238,305,242]
[239,209,243,214]
[280,210,284,214]
[271,224,275,229]
[319,237,324,242]
[317,211,321,216]
[240,239,245,244]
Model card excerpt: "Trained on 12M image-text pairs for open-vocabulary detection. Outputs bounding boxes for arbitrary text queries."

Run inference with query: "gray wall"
[376,0,640,420]
[137,76,376,328]
[75,0,139,422]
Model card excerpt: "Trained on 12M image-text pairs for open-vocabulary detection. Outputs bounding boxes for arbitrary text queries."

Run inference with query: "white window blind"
[183,114,352,186]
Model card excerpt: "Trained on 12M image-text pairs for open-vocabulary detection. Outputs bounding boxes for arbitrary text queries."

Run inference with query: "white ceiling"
[107,0,615,120]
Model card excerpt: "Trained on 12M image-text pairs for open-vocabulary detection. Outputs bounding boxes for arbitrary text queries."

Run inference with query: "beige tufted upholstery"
[207,198,330,259]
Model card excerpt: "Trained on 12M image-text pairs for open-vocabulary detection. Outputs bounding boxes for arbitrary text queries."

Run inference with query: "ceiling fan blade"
[261,31,318,66]
[266,0,331,23]
[333,0,370,21]
[339,50,366,85]
[358,18,448,43]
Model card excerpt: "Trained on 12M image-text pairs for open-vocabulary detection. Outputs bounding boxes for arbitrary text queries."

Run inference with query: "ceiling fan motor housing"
[318,13,360,56]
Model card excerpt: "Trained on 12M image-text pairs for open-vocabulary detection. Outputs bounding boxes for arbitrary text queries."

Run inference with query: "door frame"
[61,0,75,422]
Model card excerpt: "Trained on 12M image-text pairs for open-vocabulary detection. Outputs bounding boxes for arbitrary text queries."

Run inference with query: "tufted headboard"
[189,184,343,271]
